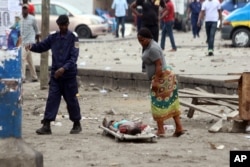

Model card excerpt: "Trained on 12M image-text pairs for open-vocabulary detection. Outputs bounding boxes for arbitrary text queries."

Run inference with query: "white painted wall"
[32,0,94,14]
[63,0,93,14]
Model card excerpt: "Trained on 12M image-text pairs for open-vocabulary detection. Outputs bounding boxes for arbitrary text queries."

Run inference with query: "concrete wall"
[60,0,113,14]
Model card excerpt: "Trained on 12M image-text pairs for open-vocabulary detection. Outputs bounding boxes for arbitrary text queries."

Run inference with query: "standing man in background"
[160,0,177,52]
[130,0,166,72]
[187,0,202,38]
[111,0,128,38]
[197,0,222,56]
[21,4,40,82]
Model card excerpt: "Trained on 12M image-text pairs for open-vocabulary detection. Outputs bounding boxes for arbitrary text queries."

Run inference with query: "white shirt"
[111,0,128,17]
[21,14,39,45]
[201,0,221,22]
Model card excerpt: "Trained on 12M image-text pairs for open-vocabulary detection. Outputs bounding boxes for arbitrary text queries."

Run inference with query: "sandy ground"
[21,29,250,167]
[22,82,250,167]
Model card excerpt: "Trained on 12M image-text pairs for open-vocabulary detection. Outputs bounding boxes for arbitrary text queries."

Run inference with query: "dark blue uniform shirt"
[30,30,79,79]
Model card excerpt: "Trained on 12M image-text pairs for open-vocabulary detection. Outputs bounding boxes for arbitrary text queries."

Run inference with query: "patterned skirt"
[150,68,181,122]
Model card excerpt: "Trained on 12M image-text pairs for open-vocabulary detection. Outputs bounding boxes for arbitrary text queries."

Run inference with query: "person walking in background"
[137,27,185,137]
[160,0,177,51]
[130,0,166,72]
[8,16,21,50]
[25,15,82,135]
[21,4,39,82]
[197,0,222,56]
[111,0,128,38]
[187,0,202,38]
[135,5,143,32]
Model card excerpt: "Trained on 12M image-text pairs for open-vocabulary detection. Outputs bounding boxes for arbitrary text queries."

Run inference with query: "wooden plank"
[187,98,198,118]
[180,100,223,118]
[226,110,239,120]
[179,89,212,95]
[179,89,238,99]
[208,119,223,132]
[195,87,209,93]
[221,99,239,105]
[201,99,238,110]
[179,94,238,100]
[227,73,242,75]
[224,78,240,83]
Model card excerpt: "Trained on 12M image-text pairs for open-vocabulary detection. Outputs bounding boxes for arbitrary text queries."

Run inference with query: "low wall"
[78,69,239,95]
[29,67,239,94]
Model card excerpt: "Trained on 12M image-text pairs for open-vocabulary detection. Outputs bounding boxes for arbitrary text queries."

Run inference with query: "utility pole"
[40,0,50,90]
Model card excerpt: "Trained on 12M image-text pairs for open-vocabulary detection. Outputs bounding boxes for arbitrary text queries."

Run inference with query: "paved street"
[31,26,249,83]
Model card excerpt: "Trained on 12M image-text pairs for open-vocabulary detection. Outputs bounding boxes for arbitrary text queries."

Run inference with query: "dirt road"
[22,81,250,167]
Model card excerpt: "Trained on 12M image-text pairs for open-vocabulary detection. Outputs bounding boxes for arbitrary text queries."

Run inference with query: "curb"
[77,68,238,94]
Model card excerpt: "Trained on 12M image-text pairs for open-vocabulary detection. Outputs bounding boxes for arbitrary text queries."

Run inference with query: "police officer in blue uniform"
[26,15,82,135]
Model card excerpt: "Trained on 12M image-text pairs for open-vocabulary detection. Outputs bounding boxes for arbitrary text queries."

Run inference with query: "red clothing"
[162,1,175,22]
[28,3,35,15]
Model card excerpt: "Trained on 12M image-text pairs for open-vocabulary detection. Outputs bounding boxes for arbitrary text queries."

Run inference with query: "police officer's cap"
[56,15,69,25]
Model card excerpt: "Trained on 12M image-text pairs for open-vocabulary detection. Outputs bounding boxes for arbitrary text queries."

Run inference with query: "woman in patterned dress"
[137,27,185,137]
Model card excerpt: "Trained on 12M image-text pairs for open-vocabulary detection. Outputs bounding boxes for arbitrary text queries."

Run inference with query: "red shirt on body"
[162,0,175,22]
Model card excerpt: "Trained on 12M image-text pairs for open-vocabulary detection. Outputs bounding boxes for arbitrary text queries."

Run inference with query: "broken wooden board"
[180,100,223,118]
[179,94,238,100]
[178,89,239,100]
[226,110,239,120]
[201,99,238,110]
[209,119,223,132]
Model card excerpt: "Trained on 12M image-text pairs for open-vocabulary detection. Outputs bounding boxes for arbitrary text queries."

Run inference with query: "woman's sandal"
[172,130,186,137]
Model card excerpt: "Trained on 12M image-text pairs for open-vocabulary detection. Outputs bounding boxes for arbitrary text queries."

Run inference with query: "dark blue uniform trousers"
[43,76,81,122]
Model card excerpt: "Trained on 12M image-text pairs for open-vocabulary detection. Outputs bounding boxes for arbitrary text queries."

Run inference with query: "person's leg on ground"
[205,21,210,44]
[166,21,177,51]
[173,115,184,137]
[156,120,165,136]
[193,15,199,37]
[160,22,167,50]
[191,15,197,38]
[208,22,217,56]
[63,77,82,134]
[26,50,38,81]
[121,16,125,38]
[115,17,120,38]
[21,47,28,82]
[137,16,142,32]
[36,78,62,135]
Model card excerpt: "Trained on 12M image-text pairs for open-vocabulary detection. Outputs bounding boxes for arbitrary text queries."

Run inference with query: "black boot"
[36,120,52,135]
[70,121,82,134]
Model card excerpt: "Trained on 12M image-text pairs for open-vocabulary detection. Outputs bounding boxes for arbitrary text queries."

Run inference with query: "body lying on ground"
[102,118,150,135]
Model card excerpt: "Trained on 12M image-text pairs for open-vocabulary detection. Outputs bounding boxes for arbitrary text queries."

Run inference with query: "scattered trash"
[122,93,128,98]
[51,121,62,126]
[100,88,107,93]
[245,125,250,133]
[89,83,95,87]
[104,108,116,115]
[62,115,69,119]
[209,142,225,150]
[79,62,86,66]
[81,117,98,120]
[164,125,175,132]
[104,67,111,70]
[211,58,225,63]
[244,136,250,139]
